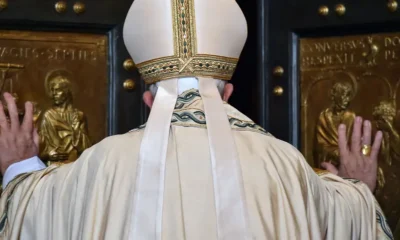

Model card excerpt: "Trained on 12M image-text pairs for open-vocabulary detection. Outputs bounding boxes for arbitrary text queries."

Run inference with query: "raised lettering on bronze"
[301,53,355,68]
[0,46,97,61]
[301,34,400,70]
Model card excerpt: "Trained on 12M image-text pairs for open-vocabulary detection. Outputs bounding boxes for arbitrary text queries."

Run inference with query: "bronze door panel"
[263,0,400,236]
[0,1,145,172]
[300,33,400,229]
[0,30,108,165]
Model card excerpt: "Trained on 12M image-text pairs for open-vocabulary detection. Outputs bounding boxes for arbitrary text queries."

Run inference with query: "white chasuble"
[0,89,393,240]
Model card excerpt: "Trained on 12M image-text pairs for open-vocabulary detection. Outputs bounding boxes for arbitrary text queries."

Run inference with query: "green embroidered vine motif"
[174,91,201,109]
[130,89,271,136]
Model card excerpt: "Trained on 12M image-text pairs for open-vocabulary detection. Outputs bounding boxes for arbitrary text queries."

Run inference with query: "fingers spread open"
[370,131,383,161]
[351,116,363,153]
[338,124,349,157]
[361,120,372,146]
[4,93,19,131]
[22,102,33,133]
[0,103,7,130]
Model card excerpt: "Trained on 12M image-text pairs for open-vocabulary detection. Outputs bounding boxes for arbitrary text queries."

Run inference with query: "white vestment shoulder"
[0,89,392,240]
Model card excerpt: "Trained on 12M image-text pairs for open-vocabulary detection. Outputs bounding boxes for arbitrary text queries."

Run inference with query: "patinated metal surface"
[301,32,400,230]
[0,30,108,165]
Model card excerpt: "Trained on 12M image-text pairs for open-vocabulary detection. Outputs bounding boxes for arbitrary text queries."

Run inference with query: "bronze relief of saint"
[39,70,91,166]
[314,82,356,167]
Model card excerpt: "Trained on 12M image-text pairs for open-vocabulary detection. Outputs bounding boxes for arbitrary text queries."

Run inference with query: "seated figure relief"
[39,70,91,166]
[314,81,356,167]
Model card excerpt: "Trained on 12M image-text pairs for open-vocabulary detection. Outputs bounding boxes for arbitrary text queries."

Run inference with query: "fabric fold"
[199,77,251,240]
[130,79,178,240]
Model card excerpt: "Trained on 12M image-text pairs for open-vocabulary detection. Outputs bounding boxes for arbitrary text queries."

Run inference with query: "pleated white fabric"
[131,77,251,240]
[130,79,178,240]
[199,78,251,239]
[0,87,392,240]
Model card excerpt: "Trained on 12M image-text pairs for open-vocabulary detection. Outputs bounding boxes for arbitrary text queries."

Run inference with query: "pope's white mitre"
[123,0,247,84]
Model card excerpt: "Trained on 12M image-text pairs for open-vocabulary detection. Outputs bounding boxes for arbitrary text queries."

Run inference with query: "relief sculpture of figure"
[39,70,91,166]
[373,101,400,167]
[314,81,356,167]
[373,100,400,231]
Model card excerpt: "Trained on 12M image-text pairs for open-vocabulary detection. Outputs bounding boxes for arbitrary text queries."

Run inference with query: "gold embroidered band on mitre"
[137,0,238,84]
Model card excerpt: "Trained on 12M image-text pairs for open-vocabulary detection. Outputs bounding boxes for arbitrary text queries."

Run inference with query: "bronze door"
[0,0,145,166]
[262,0,400,236]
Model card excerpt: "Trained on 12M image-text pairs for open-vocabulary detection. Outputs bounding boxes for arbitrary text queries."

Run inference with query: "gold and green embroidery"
[130,89,271,136]
[136,0,238,84]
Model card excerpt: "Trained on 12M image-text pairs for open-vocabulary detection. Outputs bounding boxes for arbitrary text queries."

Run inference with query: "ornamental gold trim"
[137,0,238,84]
[137,54,237,84]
